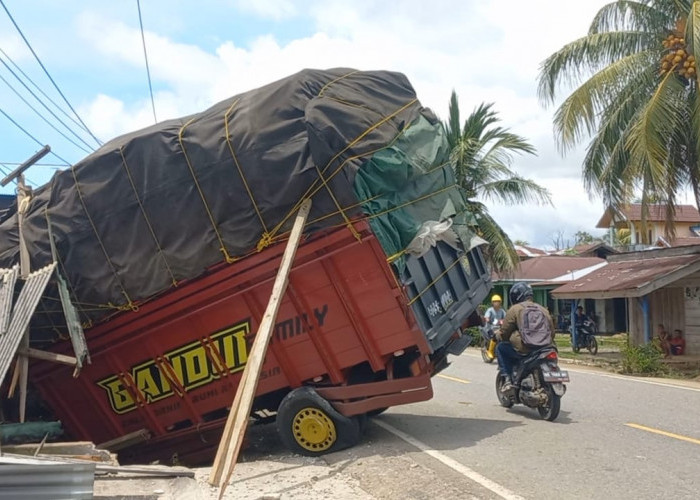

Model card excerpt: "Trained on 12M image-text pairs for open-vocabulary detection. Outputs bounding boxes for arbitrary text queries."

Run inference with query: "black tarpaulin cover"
[0,68,469,329]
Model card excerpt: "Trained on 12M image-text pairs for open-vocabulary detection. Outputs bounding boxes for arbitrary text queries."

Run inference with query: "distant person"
[654,324,671,358]
[574,306,586,329]
[483,294,506,326]
[669,329,686,356]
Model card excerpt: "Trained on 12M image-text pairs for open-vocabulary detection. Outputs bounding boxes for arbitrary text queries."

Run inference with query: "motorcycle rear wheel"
[495,374,514,408]
[587,336,598,355]
[537,385,561,421]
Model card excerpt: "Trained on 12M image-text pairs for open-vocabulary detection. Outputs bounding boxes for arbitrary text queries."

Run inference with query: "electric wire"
[0,105,71,166]
[0,72,92,154]
[136,0,157,123]
[0,162,36,187]
[0,0,103,147]
[0,52,96,152]
[0,46,87,134]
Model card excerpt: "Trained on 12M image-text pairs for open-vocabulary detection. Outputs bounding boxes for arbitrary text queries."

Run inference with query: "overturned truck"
[0,68,490,464]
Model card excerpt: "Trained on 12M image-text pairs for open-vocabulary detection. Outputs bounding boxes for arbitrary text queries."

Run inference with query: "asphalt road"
[358,350,700,500]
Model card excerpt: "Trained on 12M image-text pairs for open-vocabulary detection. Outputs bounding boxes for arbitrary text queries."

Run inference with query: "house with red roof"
[597,203,700,246]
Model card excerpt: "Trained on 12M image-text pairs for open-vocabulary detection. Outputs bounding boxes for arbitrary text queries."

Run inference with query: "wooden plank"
[209,199,311,496]
[17,347,78,367]
[97,429,151,452]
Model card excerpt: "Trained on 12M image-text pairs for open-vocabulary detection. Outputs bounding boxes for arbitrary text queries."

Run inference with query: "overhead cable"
[0,72,92,154]
[136,0,157,123]
[0,0,103,147]
[0,46,87,134]
[0,55,96,152]
[0,106,71,166]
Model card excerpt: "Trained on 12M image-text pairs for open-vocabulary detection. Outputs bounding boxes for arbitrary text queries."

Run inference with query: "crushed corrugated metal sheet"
[0,458,95,500]
[0,265,18,335]
[0,263,56,386]
[552,254,700,299]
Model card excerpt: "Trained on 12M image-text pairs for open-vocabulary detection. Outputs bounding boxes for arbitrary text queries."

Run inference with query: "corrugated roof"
[552,254,700,299]
[515,245,548,258]
[0,458,95,499]
[597,204,700,228]
[0,263,56,386]
[655,236,700,248]
[0,265,18,334]
[494,255,605,282]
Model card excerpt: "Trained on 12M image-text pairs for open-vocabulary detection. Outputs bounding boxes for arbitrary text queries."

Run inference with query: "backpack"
[518,304,552,348]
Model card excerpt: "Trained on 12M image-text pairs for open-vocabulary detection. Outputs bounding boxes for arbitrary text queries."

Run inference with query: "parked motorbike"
[495,345,569,421]
[572,318,598,355]
[480,319,503,363]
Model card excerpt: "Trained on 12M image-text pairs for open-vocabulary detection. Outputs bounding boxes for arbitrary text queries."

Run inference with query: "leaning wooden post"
[209,198,312,496]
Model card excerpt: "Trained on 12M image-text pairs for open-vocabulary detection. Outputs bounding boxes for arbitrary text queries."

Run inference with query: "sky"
[0,0,659,248]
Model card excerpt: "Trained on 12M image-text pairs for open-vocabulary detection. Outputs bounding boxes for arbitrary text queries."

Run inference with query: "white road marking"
[564,367,700,392]
[374,419,526,500]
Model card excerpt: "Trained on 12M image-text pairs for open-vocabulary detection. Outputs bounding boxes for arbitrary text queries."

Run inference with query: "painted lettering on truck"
[97,305,329,415]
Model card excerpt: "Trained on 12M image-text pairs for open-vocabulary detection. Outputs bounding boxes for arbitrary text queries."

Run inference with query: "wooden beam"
[209,199,311,496]
[17,347,77,366]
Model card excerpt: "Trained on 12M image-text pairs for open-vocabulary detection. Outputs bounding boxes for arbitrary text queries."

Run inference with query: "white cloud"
[68,0,613,247]
[233,0,297,20]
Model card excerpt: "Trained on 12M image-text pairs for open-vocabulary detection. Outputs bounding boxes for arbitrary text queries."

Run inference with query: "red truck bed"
[32,221,489,463]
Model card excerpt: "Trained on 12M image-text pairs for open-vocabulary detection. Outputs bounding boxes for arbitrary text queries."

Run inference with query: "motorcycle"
[480,319,503,363]
[572,317,598,355]
[495,345,569,421]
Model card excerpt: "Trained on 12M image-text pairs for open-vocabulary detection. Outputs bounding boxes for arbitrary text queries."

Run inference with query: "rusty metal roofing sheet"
[0,265,18,335]
[0,263,56,386]
[494,256,605,282]
[0,460,95,499]
[552,254,700,299]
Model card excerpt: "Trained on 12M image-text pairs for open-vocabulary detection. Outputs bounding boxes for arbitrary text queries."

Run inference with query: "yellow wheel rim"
[292,407,336,452]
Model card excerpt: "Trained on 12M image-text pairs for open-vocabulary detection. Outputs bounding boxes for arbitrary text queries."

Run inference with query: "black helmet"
[509,282,533,305]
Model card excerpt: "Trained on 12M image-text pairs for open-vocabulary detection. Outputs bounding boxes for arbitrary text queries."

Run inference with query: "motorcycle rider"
[496,282,555,392]
[483,294,506,326]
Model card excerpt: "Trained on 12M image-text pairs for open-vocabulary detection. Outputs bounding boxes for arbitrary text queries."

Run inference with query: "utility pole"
[2,145,50,422]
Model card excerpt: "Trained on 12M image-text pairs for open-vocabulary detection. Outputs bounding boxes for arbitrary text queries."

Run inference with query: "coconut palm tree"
[538,0,700,242]
[443,92,551,272]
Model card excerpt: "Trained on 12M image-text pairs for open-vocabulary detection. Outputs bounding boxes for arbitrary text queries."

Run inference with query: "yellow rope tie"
[119,147,178,287]
[224,99,269,240]
[256,232,274,252]
[318,70,360,97]
[67,168,136,312]
[407,258,461,306]
[314,165,361,241]
[385,251,405,263]
[269,98,418,238]
[178,117,237,264]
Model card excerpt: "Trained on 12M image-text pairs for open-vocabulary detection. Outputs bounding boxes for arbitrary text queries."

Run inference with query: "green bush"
[620,343,666,375]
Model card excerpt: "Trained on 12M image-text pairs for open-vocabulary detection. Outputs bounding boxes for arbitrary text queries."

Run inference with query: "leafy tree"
[444,92,552,272]
[538,0,700,242]
[574,230,597,245]
[513,239,530,246]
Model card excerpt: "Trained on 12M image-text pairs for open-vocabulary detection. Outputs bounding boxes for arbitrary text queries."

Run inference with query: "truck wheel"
[277,387,361,457]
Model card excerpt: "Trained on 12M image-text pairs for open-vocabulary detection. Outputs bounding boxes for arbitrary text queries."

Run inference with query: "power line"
[0,105,71,166]
[0,54,96,152]
[0,72,92,154]
[0,162,65,167]
[0,46,87,134]
[0,0,103,147]
[0,162,37,187]
[136,0,157,123]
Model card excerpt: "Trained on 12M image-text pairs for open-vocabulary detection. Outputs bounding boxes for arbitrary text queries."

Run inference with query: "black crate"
[401,242,491,352]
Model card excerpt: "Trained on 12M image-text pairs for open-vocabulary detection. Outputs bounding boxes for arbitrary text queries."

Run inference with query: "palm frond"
[552,50,658,150]
[479,178,553,206]
[467,205,520,273]
[444,90,461,148]
[589,1,675,35]
[538,31,657,105]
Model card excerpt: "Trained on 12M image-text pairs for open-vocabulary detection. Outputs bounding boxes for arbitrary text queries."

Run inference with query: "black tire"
[537,385,561,421]
[572,335,580,353]
[277,387,362,457]
[588,336,598,355]
[495,373,514,408]
[481,347,496,363]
